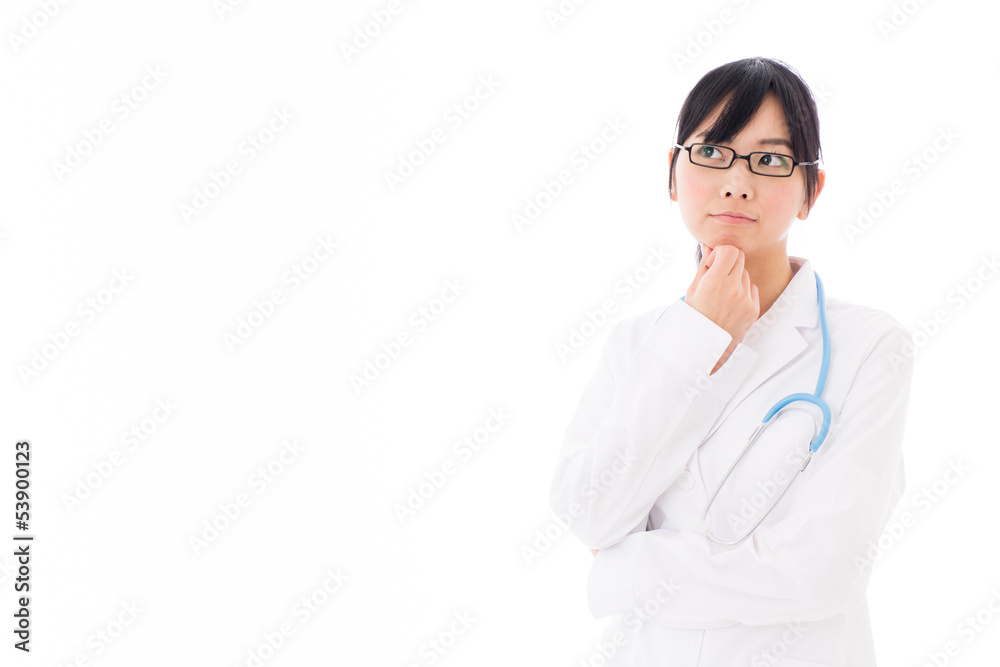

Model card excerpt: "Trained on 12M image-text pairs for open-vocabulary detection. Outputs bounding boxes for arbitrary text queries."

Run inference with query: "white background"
[1,0,998,665]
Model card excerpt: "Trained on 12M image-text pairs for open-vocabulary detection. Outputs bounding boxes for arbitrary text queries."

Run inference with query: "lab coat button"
[678,470,694,490]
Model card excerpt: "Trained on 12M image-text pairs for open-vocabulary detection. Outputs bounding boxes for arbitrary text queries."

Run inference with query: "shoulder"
[823,296,913,376]
[824,296,910,350]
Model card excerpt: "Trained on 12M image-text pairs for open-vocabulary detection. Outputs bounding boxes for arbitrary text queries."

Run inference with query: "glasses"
[674,142,819,177]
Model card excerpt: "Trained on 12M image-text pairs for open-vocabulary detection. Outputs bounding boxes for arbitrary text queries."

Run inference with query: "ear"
[797,168,825,219]
[668,148,677,202]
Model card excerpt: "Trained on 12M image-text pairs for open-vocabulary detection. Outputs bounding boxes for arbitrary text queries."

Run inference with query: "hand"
[685,244,760,362]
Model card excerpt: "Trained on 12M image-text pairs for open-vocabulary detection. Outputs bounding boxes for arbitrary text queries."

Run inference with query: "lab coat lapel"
[700,256,820,443]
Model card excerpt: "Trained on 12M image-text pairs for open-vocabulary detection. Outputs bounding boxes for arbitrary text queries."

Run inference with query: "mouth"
[711,214,755,225]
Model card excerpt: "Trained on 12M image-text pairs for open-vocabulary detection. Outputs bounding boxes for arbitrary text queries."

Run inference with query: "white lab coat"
[549,256,914,666]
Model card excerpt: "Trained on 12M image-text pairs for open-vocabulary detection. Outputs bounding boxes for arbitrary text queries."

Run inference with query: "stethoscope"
[654,271,832,546]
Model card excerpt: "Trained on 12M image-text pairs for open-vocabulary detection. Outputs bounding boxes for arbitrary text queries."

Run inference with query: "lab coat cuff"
[586,534,644,619]
[643,299,756,402]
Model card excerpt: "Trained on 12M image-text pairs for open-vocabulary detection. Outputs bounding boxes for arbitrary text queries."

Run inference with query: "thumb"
[689,245,716,299]
[699,244,716,271]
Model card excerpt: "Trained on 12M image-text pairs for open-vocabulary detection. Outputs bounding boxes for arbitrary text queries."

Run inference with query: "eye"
[758,153,790,168]
[696,145,726,161]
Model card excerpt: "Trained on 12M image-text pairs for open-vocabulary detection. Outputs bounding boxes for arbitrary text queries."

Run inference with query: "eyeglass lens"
[690,143,794,176]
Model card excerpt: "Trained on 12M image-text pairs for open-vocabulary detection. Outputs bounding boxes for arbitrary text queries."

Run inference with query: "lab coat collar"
[750,255,819,334]
[705,255,821,440]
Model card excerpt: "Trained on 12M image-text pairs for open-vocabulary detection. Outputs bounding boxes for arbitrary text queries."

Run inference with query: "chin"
[701,235,747,250]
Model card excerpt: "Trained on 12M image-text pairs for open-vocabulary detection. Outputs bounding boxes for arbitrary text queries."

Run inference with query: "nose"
[721,158,754,199]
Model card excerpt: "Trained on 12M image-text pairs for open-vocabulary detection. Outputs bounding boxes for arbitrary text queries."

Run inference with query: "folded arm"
[586,322,915,627]
[548,300,760,550]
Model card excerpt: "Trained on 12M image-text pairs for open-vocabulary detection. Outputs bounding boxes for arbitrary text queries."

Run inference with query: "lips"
[711,213,755,225]
[712,211,755,220]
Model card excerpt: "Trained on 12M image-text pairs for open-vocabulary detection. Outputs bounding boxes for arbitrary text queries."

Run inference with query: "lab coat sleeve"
[587,321,915,627]
[548,299,760,551]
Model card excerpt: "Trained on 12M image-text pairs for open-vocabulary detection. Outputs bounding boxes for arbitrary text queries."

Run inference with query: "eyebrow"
[694,132,793,151]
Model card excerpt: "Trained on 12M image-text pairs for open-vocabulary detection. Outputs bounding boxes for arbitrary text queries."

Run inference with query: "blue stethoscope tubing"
[656,271,832,546]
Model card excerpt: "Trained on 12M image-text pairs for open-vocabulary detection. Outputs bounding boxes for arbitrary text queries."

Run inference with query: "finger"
[742,268,750,295]
[695,246,717,282]
[711,244,738,275]
[751,283,760,311]
[699,244,716,268]
[729,248,745,280]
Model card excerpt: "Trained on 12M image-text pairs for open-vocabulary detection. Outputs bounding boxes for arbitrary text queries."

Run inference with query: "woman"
[548,57,914,666]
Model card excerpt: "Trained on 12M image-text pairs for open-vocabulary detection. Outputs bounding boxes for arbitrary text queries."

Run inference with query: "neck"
[745,251,795,320]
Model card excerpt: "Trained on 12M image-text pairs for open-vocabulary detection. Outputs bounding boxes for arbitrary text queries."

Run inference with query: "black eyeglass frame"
[673,142,820,178]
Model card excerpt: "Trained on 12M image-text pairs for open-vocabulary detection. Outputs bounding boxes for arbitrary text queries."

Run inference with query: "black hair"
[667,57,823,265]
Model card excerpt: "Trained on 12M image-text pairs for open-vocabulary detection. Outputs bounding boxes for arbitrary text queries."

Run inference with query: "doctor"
[548,57,915,666]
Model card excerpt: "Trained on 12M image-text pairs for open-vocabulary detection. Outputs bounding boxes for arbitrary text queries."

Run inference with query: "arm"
[586,322,915,627]
[548,299,760,551]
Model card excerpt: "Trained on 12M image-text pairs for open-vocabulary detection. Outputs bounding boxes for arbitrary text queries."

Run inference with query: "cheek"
[758,189,784,210]
[758,184,801,214]
[676,166,713,204]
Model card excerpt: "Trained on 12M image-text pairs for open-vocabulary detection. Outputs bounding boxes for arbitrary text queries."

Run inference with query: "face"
[669,93,825,259]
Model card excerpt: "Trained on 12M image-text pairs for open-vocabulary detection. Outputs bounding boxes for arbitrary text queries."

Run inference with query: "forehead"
[695,93,791,147]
